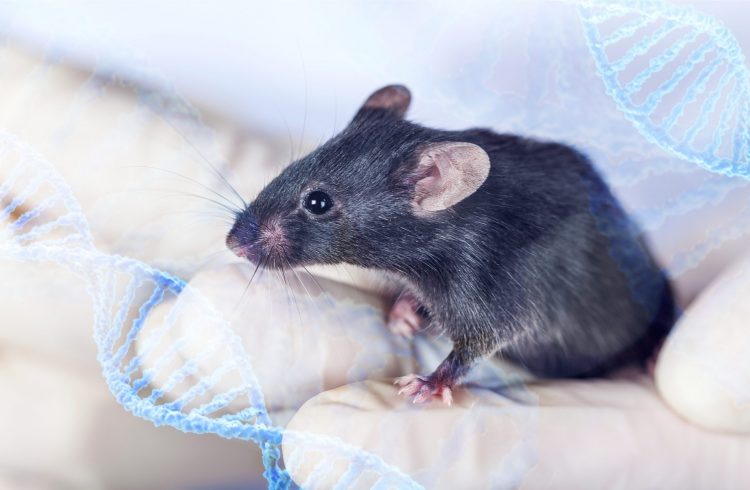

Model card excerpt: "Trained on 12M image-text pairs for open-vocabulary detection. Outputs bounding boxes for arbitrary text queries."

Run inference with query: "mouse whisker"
[229,255,266,319]
[192,191,240,213]
[159,209,236,225]
[289,265,341,333]
[281,264,304,330]
[330,90,338,139]
[279,115,297,164]
[269,267,291,326]
[122,164,243,213]
[195,250,238,271]
[158,114,247,210]
[120,186,239,219]
[299,265,349,334]
[200,248,238,266]
[170,191,240,217]
[287,267,322,329]
[297,50,308,162]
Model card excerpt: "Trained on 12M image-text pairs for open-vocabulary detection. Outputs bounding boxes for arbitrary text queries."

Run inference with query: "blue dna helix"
[2,1,750,487]
[578,0,750,178]
[0,131,423,489]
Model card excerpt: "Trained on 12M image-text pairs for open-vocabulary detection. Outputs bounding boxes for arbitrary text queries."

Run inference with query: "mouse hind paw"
[394,374,453,405]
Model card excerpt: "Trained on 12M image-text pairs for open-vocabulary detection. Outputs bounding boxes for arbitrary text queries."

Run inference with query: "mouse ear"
[412,142,490,212]
[353,85,411,121]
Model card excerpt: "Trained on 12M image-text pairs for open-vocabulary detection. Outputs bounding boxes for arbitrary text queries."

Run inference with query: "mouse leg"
[395,340,485,405]
[387,291,426,339]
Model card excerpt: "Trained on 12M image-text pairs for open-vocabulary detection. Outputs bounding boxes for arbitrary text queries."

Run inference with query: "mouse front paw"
[394,374,453,405]
[387,293,424,339]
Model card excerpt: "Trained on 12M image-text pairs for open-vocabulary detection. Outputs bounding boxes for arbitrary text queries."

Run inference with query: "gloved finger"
[282,377,750,489]
[656,250,750,434]
[138,263,417,421]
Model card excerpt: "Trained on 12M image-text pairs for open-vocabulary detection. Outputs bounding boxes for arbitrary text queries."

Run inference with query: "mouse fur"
[227,85,674,403]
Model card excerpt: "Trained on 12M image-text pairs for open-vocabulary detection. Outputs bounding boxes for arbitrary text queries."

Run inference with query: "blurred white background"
[1,0,747,137]
[1,1,750,488]
[3,0,750,304]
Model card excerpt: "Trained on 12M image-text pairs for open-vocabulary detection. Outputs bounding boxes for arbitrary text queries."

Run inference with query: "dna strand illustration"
[578,0,750,178]
[578,0,750,286]
[580,0,750,407]
[0,132,423,489]
[2,0,749,487]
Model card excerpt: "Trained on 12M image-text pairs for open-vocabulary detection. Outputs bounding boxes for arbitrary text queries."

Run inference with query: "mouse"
[226,84,675,405]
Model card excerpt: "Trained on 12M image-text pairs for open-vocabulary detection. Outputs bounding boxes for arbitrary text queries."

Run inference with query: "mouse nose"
[225,233,244,255]
[226,231,263,264]
[226,212,263,264]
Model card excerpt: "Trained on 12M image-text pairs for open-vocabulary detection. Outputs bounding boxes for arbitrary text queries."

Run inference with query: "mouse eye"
[303,190,333,215]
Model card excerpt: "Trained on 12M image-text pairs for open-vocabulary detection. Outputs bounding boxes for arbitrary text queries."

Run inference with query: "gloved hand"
[152,262,750,489]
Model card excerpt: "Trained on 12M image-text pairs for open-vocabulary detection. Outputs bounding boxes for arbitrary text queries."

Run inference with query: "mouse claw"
[394,374,453,406]
[394,374,422,394]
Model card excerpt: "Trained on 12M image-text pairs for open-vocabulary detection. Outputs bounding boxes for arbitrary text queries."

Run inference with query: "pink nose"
[226,233,261,263]
[226,234,243,255]
[227,235,247,259]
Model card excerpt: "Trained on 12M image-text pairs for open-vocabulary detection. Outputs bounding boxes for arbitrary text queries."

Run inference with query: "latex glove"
[147,263,749,489]
[283,378,749,489]
[0,46,278,488]
[656,251,750,434]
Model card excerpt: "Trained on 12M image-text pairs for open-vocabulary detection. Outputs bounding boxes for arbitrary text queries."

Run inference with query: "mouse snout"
[226,212,288,267]
[226,232,246,255]
[226,231,264,264]
[226,211,262,263]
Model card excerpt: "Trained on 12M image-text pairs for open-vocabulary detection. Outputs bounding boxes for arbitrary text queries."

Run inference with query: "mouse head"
[226,85,490,270]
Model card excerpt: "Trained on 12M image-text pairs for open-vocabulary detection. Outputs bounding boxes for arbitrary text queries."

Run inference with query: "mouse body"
[227,85,674,404]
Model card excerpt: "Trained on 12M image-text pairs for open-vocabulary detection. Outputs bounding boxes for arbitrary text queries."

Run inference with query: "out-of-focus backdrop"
[1,0,750,488]
[4,0,750,302]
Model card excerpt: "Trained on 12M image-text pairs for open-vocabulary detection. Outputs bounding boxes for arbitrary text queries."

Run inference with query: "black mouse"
[226,85,674,404]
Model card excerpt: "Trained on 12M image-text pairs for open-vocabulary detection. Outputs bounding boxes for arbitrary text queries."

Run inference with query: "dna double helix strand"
[0,131,422,489]
[3,1,749,487]
[579,0,750,410]
[578,0,750,178]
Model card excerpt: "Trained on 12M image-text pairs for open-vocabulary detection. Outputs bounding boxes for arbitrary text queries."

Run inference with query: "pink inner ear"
[413,142,490,212]
[414,151,459,212]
